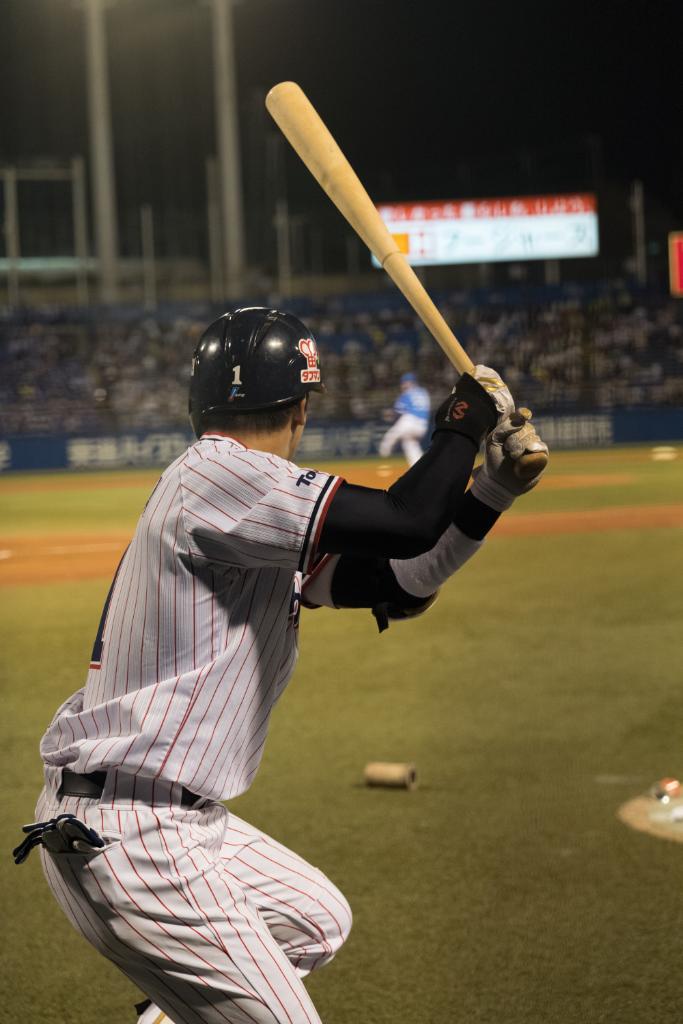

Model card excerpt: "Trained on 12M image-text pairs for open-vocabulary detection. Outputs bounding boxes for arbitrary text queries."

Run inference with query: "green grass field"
[2,447,683,1024]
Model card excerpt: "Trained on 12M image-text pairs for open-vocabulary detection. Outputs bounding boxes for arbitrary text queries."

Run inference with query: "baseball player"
[378,371,431,466]
[14,307,548,1024]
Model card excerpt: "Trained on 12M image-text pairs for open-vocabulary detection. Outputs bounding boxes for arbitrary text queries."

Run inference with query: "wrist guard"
[432,374,498,446]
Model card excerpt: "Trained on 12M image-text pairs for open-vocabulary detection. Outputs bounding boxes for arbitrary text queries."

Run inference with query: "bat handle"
[515,450,549,480]
[511,406,549,480]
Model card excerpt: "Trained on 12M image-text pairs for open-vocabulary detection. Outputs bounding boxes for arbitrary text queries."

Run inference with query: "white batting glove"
[470,409,549,511]
[472,365,516,423]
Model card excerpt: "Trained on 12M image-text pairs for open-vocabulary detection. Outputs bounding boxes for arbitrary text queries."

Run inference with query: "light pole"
[82,0,119,303]
[210,0,246,298]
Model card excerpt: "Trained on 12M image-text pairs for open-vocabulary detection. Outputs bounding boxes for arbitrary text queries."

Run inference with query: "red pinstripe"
[152,815,277,1024]
[135,675,181,772]
[164,573,255,779]
[217,615,295,779]
[101,855,267,1011]
[189,542,197,673]
[227,861,331,955]
[272,487,318,503]
[81,734,121,772]
[43,853,193,1023]
[54,857,200,1024]
[108,534,140,696]
[237,850,347,943]
[230,452,280,483]
[187,464,255,509]
[137,474,179,692]
[173,506,182,675]
[185,574,282,791]
[257,500,311,520]
[203,458,269,498]
[84,863,242,1023]
[182,486,240,524]
[119,826,262,1003]
[242,517,304,538]
[156,485,181,681]
[211,868,315,1024]
[208,613,290,790]
[124,538,145,695]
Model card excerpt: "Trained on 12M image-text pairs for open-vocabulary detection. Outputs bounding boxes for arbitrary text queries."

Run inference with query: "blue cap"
[400,372,417,385]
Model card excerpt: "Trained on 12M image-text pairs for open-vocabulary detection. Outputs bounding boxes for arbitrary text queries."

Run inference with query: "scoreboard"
[374,193,599,266]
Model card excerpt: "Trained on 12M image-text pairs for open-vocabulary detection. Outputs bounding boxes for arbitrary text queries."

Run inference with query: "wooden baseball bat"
[265,81,548,480]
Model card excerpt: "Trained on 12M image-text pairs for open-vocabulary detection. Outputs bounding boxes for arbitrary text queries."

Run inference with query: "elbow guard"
[370,591,439,634]
[330,555,437,633]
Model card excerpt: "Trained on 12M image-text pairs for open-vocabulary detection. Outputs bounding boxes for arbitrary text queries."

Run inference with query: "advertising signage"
[374,193,599,266]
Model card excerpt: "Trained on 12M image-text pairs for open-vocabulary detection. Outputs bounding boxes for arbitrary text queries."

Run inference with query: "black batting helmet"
[189,307,325,438]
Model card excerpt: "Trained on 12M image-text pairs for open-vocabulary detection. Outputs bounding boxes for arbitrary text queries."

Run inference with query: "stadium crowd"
[1,285,682,436]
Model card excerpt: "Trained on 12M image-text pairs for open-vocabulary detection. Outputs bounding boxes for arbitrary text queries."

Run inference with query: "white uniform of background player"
[19,308,548,1024]
[378,372,431,466]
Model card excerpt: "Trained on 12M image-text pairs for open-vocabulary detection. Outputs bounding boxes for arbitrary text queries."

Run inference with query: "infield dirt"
[2,453,682,585]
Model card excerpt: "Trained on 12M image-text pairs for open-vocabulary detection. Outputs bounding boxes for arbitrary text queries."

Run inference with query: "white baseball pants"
[378,413,428,466]
[36,768,352,1024]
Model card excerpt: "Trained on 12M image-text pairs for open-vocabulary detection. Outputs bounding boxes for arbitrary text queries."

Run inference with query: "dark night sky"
[0,0,680,261]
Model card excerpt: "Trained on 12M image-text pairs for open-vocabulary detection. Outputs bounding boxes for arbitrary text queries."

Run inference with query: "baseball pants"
[378,414,428,466]
[36,768,352,1024]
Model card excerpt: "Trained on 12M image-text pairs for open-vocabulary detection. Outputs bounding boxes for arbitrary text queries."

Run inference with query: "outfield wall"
[1,409,683,472]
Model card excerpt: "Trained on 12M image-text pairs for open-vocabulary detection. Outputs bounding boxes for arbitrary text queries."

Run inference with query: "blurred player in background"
[379,372,431,466]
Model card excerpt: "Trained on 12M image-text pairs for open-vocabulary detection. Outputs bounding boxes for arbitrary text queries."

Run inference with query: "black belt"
[59,769,203,808]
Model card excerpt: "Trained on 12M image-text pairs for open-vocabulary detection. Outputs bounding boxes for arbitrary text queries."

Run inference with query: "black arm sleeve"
[328,485,502,613]
[318,432,477,559]
[453,490,501,540]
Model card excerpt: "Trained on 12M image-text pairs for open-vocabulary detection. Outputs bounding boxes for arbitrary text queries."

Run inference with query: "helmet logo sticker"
[227,363,245,401]
[298,338,321,383]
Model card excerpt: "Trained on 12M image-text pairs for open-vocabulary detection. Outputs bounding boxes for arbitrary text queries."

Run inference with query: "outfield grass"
[2,448,683,1024]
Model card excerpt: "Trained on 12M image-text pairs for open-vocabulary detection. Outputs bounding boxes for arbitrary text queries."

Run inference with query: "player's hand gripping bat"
[265,81,548,481]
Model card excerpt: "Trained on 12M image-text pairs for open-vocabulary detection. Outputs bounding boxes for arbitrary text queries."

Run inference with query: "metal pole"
[140,204,157,310]
[210,0,246,297]
[631,180,647,287]
[206,156,224,303]
[274,198,291,297]
[71,156,90,306]
[3,167,20,307]
[83,0,119,303]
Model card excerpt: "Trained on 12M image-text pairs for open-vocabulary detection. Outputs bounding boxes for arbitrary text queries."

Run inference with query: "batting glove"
[472,365,516,423]
[469,409,549,511]
[12,814,105,864]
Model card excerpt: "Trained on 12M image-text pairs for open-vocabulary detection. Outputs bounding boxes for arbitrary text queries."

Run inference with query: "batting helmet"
[189,307,325,437]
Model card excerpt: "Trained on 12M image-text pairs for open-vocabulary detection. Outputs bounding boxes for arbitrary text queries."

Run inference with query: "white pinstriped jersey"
[40,434,342,800]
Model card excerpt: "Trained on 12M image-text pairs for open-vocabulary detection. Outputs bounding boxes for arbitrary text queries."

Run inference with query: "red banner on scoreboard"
[669,233,683,297]
[377,193,596,222]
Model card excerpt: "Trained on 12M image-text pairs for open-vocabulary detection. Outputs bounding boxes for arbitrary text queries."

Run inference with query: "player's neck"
[235,425,301,462]
[208,400,306,462]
